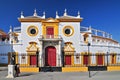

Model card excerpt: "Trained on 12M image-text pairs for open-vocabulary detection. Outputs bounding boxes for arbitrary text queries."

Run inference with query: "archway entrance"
[45,46,56,66]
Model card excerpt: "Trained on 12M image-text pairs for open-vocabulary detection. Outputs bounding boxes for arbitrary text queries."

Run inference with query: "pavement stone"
[0,67,120,80]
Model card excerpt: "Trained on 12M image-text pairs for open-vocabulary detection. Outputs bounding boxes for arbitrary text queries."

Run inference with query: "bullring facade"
[0,9,120,72]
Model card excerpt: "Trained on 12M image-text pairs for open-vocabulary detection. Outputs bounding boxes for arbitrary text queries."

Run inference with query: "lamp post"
[87,42,91,78]
[107,52,109,66]
[107,43,110,66]
[10,40,14,65]
[36,48,39,67]
[6,26,15,78]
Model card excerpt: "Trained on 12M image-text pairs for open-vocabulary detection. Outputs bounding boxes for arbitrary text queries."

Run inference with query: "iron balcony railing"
[39,35,62,41]
[1,53,120,67]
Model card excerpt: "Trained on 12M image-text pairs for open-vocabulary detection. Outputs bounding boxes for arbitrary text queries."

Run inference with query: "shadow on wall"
[0,44,16,65]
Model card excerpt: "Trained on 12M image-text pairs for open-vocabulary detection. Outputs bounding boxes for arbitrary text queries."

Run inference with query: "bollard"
[6,65,15,78]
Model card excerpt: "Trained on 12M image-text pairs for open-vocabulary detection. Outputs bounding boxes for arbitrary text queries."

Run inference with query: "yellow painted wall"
[20,66,120,72]
[20,67,39,72]
[42,23,59,36]
[15,52,18,64]
[62,67,88,72]
[107,66,120,71]
[71,55,74,66]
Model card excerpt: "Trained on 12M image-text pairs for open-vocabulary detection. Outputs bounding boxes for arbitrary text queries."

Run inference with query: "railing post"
[107,52,108,66]
[88,42,91,78]
[62,52,64,67]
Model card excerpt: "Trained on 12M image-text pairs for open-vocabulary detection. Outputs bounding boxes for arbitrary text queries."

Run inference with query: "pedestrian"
[15,63,20,77]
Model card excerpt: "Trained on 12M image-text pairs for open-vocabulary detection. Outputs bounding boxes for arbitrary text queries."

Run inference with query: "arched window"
[83,34,89,43]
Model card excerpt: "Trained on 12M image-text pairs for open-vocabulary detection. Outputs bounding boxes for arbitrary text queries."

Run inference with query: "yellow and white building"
[0,9,120,72]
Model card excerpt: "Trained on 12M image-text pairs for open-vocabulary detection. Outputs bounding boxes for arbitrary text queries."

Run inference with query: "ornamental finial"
[64,8,67,16]
[9,25,12,33]
[42,11,45,18]
[33,9,37,16]
[21,11,24,18]
[77,11,80,18]
[56,11,59,18]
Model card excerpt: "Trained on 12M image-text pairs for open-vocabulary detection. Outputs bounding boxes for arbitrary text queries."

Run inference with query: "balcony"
[39,35,62,41]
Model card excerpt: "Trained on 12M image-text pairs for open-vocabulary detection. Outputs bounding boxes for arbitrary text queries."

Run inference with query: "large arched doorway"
[45,46,56,66]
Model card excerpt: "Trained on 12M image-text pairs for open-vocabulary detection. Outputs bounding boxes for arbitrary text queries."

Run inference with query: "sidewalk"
[0,67,120,80]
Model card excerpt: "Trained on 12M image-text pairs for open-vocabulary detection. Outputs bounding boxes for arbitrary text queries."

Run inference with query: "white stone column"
[39,41,43,67]
[58,41,62,67]
[92,55,96,65]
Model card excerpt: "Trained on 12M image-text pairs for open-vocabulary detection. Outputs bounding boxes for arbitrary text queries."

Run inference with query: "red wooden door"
[112,55,114,64]
[30,55,37,65]
[45,46,56,66]
[46,27,54,38]
[65,55,71,65]
[83,55,88,65]
[97,55,103,65]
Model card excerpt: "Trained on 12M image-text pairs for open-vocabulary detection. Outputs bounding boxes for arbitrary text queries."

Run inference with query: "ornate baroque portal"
[26,42,39,66]
[64,42,75,66]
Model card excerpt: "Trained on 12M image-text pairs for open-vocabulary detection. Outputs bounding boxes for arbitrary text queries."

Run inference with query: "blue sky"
[0,0,120,42]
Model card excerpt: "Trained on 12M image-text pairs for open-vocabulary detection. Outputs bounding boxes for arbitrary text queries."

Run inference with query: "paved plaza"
[0,67,120,80]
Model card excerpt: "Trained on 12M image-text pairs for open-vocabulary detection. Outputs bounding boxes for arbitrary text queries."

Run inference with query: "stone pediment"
[42,18,59,23]
[24,16,43,19]
[64,42,75,52]
[58,15,79,19]
[26,42,39,52]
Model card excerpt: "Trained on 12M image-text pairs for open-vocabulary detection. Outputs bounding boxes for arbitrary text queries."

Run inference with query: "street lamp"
[36,48,39,67]
[107,52,109,66]
[87,42,91,78]
[107,43,110,66]
[10,40,14,65]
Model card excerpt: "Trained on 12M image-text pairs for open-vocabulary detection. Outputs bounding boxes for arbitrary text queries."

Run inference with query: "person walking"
[15,63,20,77]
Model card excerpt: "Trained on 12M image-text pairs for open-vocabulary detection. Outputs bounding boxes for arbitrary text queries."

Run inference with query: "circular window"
[65,29,71,34]
[30,29,36,34]
[27,26,38,36]
[63,26,74,37]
